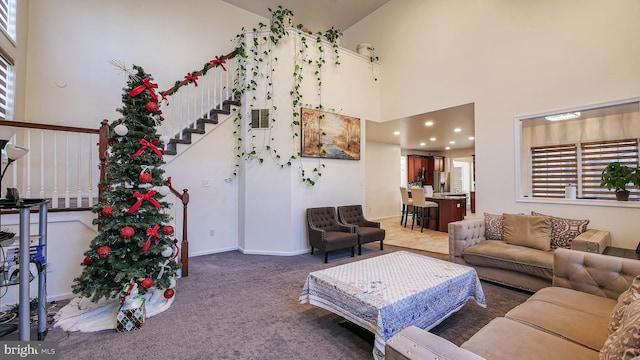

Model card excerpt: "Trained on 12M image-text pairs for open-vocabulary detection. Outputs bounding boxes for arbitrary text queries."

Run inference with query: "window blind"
[581,138,639,200]
[530,143,577,198]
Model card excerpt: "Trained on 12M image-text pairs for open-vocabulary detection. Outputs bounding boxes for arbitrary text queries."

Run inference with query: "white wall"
[24,0,264,127]
[344,0,640,248]
[238,31,380,255]
[365,140,401,219]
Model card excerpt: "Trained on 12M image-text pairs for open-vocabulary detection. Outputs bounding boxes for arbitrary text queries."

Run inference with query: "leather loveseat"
[385,248,640,360]
[448,213,611,292]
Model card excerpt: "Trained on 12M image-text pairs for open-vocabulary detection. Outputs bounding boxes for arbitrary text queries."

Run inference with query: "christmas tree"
[72,65,178,305]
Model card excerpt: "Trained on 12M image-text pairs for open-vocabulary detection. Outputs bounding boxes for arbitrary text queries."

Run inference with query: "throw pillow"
[609,274,640,334]
[531,211,589,249]
[502,213,552,251]
[484,213,503,240]
[600,298,640,360]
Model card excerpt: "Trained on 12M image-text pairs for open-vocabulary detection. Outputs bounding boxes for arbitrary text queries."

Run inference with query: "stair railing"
[0,119,100,211]
[157,51,238,157]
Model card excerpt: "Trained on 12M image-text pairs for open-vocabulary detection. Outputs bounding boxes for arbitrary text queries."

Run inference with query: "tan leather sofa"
[448,216,611,292]
[385,249,640,360]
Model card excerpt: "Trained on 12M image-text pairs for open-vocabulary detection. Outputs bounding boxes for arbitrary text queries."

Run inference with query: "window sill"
[516,197,640,209]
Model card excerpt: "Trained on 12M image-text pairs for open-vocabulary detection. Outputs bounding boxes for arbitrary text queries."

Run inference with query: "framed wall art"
[300,108,360,160]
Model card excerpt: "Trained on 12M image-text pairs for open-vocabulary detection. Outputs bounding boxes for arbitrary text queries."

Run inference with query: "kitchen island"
[425,193,467,232]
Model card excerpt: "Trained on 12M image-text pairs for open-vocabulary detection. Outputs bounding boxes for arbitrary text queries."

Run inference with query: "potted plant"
[600,161,639,201]
[324,27,342,44]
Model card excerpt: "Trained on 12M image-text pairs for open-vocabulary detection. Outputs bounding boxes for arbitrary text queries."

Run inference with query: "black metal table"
[0,198,48,340]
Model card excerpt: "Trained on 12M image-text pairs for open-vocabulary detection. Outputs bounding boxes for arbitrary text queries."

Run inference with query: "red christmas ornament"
[140,278,154,289]
[83,256,93,266]
[163,288,175,299]
[120,226,135,239]
[97,246,111,258]
[101,205,113,217]
[146,101,159,113]
[162,225,174,236]
[139,173,152,184]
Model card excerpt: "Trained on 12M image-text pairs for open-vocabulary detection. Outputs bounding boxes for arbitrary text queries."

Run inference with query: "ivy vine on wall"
[230,7,343,186]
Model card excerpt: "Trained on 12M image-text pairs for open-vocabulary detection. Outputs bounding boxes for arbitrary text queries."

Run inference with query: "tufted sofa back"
[553,248,640,300]
[306,207,340,231]
[337,205,365,226]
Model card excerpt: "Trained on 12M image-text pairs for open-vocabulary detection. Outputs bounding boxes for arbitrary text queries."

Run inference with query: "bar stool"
[399,187,413,227]
[410,186,439,232]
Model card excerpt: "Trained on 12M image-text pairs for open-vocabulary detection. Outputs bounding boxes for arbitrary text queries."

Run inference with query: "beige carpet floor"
[378,216,449,256]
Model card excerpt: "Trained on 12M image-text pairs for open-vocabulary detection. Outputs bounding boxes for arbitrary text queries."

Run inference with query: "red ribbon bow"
[184,73,199,87]
[128,190,161,214]
[128,78,159,103]
[142,224,161,251]
[160,91,169,106]
[132,139,163,158]
[166,176,172,188]
[210,56,227,71]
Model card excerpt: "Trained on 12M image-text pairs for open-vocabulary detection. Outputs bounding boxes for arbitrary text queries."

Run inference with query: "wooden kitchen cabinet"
[407,155,445,186]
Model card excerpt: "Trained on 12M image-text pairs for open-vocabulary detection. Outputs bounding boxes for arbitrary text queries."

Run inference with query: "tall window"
[0,0,16,42]
[531,138,639,200]
[0,52,14,120]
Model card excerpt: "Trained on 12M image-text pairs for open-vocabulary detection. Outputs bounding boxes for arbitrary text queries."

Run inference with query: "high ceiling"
[223,0,390,31]
[224,0,475,153]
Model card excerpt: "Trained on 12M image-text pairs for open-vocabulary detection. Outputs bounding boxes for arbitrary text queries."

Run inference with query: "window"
[0,0,16,42]
[531,139,639,200]
[251,109,269,129]
[0,52,14,120]
[581,138,639,200]
[530,144,577,198]
[517,97,640,205]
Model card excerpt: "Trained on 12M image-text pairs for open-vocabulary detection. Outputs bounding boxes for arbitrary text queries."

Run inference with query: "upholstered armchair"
[337,205,385,255]
[306,207,359,263]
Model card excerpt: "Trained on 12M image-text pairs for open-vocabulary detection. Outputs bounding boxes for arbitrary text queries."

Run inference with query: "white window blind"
[531,144,577,198]
[0,52,14,120]
[0,0,16,41]
[581,138,639,200]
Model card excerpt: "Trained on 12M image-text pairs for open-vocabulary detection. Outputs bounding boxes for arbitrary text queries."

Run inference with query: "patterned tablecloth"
[299,251,486,360]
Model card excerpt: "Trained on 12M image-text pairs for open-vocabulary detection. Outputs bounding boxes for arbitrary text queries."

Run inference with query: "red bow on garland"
[128,190,161,214]
[160,91,169,106]
[142,224,161,251]
[132,139,163,158]
[184,73,199,87]
[210,56,227,71]
[128,78,159,103]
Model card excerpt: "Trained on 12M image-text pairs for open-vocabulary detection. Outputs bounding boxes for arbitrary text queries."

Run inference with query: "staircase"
[164,99,239,156]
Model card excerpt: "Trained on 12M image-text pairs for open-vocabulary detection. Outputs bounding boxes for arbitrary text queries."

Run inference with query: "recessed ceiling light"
[449,141,455,144]
[468,136,475,140]
[445,146,450,150]
[393,131,400,135]
[430,137,436,141]
[454,128,461,132]
[545,112,581,121]
[419,142,426,146]
[425,121,434,126]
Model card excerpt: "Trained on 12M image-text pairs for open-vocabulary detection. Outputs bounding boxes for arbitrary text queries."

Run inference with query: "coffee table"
[299,251,485,359]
